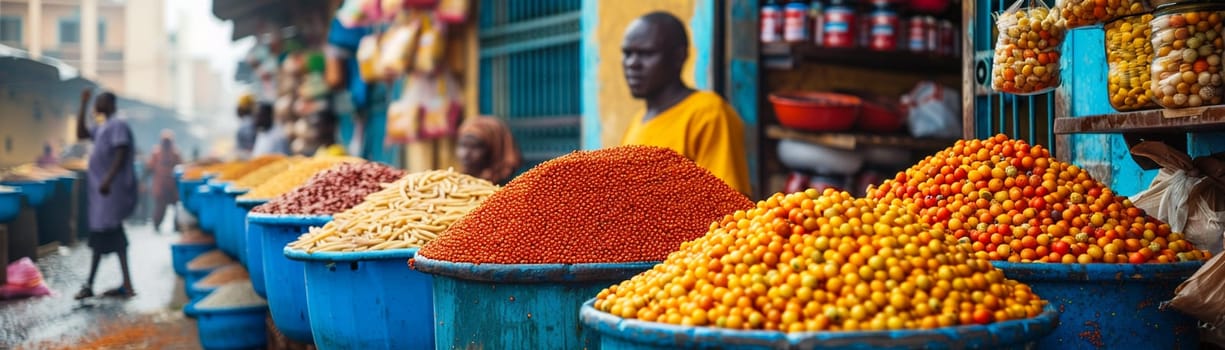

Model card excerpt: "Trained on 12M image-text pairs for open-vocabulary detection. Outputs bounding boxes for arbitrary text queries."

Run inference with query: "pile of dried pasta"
[288,169,498,253]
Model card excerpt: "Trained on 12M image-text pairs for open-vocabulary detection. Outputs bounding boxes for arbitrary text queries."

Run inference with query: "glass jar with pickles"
[1150,1,1225,109]
[1107,14,1158,111]
[1059,0,1151,29]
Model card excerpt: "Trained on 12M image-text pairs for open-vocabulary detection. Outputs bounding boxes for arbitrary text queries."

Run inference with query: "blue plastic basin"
[581,300,1061,350]
[179,177,207,216]
[237,199,268,297]
[992,261,1203,349]
[286,248,434,349]
[223,186,249,265]
[171,242,218,277]
[185,302,268,350]
[197,185,218,233]
[185,260,234,294]
[251,213,331,343]
[412,255,657,349]
[209,181,235,257]
[187,280,219,302]
[2,180,51,206]
[0,188,22,223]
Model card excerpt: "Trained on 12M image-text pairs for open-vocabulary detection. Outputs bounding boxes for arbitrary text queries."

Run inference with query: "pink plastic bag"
[0,257,53,299]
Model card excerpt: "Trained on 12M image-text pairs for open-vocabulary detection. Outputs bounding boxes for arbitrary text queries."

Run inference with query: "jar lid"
[1152,0,1225,12]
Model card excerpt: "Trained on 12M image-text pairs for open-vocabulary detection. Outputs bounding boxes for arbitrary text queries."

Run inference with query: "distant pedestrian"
[148,130,181,233]
[235,93,257,159]
[74,89,138,299]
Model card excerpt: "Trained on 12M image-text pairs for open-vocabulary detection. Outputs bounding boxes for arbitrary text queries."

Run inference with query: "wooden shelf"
[761,43,960,74]
[765,125,957,151]
[1052,106,1225,134]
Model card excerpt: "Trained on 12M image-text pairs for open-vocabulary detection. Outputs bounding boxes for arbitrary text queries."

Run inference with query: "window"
[0,16,21,44]
[97,20,106,45]
[59,18,80,44]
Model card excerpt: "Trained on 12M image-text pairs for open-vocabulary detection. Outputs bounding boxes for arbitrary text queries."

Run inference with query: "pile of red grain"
[252,162,406,215]
[418,145,754,264]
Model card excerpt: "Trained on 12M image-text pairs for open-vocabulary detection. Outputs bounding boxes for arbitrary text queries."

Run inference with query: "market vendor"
[235,93,258,159]
[456,115,522,185]
[252,102,291,156]
[619,12,750,196]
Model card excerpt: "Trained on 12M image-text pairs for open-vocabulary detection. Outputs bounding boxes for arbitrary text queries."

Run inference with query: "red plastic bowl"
[857,99,905,133]
[769,92,861,132]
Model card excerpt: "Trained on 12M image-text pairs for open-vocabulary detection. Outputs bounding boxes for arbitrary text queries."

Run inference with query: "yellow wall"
[0,85,77,168]
[594,0,700,148]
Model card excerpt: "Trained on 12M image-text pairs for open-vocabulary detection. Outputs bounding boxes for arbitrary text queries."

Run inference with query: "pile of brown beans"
[252,162,406,215]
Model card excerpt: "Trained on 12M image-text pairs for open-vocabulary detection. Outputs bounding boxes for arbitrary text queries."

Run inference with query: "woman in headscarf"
[456,116,521,185]
[148,130,181,233]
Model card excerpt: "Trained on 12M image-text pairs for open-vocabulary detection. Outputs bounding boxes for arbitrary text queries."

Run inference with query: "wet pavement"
[0,219,200,349]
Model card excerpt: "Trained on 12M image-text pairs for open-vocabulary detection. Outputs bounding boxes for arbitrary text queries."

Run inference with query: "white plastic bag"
[901,81,961,138]
[1131,170,1225,255]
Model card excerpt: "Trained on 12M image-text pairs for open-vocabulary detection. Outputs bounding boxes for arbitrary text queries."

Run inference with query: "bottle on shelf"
[823,0,856,48]
[761,0,784,44]
[868,0,900,51]
[809,0,826,47]
[784,0,811,43]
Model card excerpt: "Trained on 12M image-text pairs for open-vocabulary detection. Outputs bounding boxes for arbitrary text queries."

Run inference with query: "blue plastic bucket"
[179,177,207,216]
[209,181,235,257]
[172,241,218,276]
[237,199,268,297]
[250,213,331,343]
[286,248,434,349]
[223,186,250,265]
[187,280,219,302]
[197,185,219,233]
[185,302,269,350]
[36,175,76,246]
[580,300,1060,350]
[0,188,22,223]
[992,261,1203,349]
[412,255,657,349]
[2,180,51,206]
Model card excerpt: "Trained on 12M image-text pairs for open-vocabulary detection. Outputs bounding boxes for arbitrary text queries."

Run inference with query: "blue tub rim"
[246,213,333,226]
[184,300,268,317]
[223,185,250,196]
[412,255,659,283]
[991,261,1205,282]
[235,198,267,210]
[284,247,417,262]
[579,299,1061,348]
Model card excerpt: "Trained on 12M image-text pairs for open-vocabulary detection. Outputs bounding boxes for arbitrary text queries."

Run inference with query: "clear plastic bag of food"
[1058,0,1150,29]
[991,0,1067,95]
[357,34,382,82]
[1106,14,1159,111]
[414,17,447,73]
[376,17,422,78]
[438,0,471,24]
[1151,4,1225,109]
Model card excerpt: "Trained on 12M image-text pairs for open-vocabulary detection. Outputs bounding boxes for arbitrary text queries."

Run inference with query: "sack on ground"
[0,257,53,299]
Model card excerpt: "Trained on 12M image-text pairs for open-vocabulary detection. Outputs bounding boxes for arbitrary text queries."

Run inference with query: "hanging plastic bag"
[438,0,471,24]
[991,0,1066,95]
[357,34,382,82]
[1130,142,1225,255]
[414,17,447,73]
[387,74,427,144]
[901,81,961,139]
[1,257,53,299]
[420,73,463,139]
[376,16,423,78]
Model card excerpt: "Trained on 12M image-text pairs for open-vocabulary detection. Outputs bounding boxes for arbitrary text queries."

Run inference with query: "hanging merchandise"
[383,0,407,21]
[1150,2,1225,109]
[991,0,1066,95]
[1058,0,1150,29]
[437,0,471,24]
[336,0,375,28]
[809,0,825,47]
[357,34,383,82]
[823,0,856,48]
[414,17,447,73]
[376,16,423,78]
[405,0,439,7]
[761,0,784,44]
[784,1,811,43]
[387,74,427,144]
[1105,14,1158,112]
[420,73,463,140]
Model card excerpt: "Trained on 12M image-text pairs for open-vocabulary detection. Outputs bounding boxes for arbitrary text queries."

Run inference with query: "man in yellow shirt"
[620,12,751,196]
